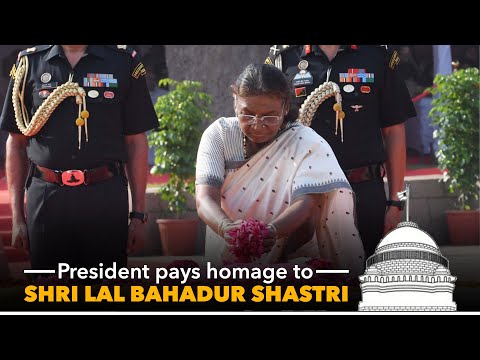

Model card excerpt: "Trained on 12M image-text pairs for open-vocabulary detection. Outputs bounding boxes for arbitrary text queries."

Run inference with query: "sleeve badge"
[389,50,400,70]
[132,62,146,79]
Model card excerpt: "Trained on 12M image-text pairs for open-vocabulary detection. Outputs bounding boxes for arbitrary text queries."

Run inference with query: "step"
[1,230,12,246]
[3,246,29,263]
[0,215,12,230]
[0,203,11,215]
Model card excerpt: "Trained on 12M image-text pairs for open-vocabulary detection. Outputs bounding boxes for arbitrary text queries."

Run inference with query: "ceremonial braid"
[12,55,90,149]
[298,81,346,142]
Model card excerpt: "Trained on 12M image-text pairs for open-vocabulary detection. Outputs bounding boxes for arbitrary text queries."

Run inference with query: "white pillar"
[433,45,453,75]
[425,45,453,154]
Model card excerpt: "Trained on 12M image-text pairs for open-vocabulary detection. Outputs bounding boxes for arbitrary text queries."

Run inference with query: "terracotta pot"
[156,218,198,256]
[446,210,480,246]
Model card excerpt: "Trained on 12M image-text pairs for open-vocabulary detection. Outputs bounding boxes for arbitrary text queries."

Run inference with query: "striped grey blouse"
[195,117,244,188]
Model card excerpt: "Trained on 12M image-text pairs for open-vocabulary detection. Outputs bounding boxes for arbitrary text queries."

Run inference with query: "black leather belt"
[32,161,122,186]
[345,164,385,184]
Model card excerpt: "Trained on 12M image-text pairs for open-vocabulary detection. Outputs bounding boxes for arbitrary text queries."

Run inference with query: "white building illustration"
[358,186,457,311]
[358,222,457,311]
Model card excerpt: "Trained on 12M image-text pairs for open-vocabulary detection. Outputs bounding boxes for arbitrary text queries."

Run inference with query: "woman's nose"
[251,118,266,129]
[250,119,261,129]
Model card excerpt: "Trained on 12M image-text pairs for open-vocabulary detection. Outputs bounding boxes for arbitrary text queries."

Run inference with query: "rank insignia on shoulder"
[17,45,53,61]
[269,45,290,57]
[389,50,400,70]
[132,62,146,79]
[9,63,16,79]
[112,45,137,58]
[268,45,293,71]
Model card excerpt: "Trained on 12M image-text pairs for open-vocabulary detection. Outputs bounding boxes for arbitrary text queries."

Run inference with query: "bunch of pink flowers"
[226,219,269,263]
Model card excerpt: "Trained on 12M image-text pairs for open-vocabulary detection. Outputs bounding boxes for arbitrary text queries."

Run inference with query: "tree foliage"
[147,78,213,218]
[429,67,479,210]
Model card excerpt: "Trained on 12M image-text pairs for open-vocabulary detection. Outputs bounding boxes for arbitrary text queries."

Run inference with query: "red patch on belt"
[295,87,307,97]
[360,86,371,94]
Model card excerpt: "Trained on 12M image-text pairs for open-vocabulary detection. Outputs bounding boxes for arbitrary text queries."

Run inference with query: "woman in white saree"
[195,64,365,276]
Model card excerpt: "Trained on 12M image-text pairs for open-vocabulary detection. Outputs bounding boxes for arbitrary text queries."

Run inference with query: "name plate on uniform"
[292,71,313,87]
[35,82,58,90]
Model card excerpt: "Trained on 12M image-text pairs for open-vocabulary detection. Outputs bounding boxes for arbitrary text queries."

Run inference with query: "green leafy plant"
[429,67,479,210]
[147,78,213,218]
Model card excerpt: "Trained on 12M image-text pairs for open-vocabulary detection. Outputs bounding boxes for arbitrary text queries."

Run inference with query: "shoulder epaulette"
[358,45,388,51]
[265,45,296,70]
[109,45,138,58]
[17,45,53,60]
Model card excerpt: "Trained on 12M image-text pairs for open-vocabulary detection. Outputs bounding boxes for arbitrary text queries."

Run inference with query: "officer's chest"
[28,55,129,109]
[285,49,386,108]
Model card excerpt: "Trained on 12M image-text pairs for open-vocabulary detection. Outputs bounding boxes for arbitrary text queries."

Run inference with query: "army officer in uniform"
[0,45,158,270]
[266,45,416,258]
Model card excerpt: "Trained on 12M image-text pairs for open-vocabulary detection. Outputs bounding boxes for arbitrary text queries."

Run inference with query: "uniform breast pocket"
[32,82,59,108]
[340,83,377,114]
[292,84,315,108]
[83,88,122,105]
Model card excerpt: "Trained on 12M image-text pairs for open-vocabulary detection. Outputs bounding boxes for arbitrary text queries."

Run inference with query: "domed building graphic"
[358,186,457,311]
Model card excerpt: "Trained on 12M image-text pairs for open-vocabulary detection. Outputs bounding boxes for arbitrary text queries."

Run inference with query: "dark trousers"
[25,175,129,270]
[351,178,387,259]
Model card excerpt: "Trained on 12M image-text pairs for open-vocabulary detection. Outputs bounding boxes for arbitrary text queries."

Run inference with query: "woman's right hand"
[221,219,242,259]
[221,219,243,240]
[224,220,276,252]
[220,220,243,264]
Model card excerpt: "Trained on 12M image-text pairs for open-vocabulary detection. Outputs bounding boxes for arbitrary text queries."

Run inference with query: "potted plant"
[147,78,213,255]
[429,67,479,245]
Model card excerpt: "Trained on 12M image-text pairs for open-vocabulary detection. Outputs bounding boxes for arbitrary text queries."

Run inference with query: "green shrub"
[147,78,213,218]
[429,67,479,210]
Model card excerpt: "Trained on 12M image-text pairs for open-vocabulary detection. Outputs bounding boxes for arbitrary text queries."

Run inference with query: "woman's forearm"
[270,194,316,239]
[195,184,232,235]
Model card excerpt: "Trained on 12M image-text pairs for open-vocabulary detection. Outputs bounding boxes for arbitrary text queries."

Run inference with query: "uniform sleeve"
[379,48,417,128]
[0,64,23,134]
[122,54,159,135]
[195,119,225,188]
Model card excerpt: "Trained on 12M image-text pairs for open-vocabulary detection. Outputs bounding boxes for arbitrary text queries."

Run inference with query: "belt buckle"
[61,170,86,186]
